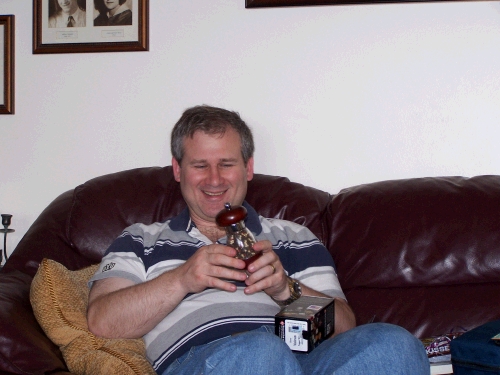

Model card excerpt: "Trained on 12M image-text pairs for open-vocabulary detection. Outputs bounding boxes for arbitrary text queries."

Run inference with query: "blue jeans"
[162,323,430,375]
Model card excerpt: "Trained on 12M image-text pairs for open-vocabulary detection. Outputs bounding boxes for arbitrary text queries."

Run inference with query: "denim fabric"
[162,323,429,375]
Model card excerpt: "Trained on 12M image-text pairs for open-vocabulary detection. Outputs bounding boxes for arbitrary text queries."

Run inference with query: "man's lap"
[162,323,429,375]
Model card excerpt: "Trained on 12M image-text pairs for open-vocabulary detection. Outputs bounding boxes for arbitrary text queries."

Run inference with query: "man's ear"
[246,157,254,181]
[172,157,181,182]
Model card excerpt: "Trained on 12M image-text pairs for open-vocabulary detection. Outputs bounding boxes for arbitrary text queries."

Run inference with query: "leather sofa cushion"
[326,175,500,337]
[328,175,500,290]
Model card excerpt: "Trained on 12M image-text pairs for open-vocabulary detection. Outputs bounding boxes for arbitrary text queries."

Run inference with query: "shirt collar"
[169,201,263,236]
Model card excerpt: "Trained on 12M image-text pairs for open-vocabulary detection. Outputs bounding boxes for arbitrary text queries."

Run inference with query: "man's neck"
[196,225,226,243]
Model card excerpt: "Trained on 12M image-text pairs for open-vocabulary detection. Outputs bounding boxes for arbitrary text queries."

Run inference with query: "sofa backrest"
[326,175,500,337]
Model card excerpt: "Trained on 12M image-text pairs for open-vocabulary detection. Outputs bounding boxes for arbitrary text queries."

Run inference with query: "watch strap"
[272,277,302,307]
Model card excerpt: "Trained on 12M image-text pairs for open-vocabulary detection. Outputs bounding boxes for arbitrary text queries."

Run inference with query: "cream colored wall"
[1,0,500,257]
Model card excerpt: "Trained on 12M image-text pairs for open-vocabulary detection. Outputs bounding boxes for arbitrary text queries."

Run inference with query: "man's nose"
[207,166,222,185]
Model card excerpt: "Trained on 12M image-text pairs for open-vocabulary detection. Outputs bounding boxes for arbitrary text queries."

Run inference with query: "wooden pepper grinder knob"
[215,203,247,227]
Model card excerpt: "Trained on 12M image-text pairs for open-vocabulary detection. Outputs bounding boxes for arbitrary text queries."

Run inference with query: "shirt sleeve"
[261,218,347,301]
[88,225,148,288]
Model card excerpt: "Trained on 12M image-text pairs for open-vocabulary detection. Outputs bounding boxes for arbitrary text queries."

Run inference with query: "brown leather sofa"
[1,166,500,374]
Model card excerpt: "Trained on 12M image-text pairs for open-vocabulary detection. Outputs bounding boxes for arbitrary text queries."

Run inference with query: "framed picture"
[246,0,461,6]
[0,15,14,115]
[33,0,148,54]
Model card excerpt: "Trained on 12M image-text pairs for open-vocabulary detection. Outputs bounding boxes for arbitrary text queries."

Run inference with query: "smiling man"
[87,105,429,375]
[48,0,86,28]
[170,113,254,239]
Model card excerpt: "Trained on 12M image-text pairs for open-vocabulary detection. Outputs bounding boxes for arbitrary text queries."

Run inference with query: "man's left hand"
[243,240,290,301]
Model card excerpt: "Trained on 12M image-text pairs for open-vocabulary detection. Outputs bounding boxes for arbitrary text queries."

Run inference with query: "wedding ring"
[269,264,276,274]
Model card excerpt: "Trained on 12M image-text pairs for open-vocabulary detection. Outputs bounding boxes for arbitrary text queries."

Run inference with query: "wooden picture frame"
[33,0,148,54]
[0,15,14,115]
[246,0,473,6]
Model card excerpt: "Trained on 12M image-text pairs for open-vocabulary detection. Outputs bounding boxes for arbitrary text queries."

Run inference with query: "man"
[49,0,86,28]
[87,105,429,374]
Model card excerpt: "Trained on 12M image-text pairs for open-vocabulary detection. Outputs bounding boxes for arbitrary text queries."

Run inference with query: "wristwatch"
[272,277,302,306]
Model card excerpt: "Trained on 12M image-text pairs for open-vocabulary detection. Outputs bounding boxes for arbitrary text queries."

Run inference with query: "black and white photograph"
[33,0,147,54]
[48,0,86,28]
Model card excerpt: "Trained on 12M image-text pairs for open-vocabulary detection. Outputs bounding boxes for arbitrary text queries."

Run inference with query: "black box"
[275,296,335,353]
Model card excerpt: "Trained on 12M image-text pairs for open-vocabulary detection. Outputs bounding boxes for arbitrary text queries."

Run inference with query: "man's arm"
[87,244,248,339]
[88,267,187,339]
[299,283,356,336]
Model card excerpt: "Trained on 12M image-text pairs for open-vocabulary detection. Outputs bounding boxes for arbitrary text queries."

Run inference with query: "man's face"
[58,0,78,14]
[103,0,120,10]
[172,128,254,227]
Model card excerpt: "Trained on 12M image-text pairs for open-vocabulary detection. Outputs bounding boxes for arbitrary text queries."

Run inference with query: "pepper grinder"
[216,203,261,269]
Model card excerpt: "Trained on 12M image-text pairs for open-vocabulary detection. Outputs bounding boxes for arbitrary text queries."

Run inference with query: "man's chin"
[194,201,245,225]
[205,206,225,220]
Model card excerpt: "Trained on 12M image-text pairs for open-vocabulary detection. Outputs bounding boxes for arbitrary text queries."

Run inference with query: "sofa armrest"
[0,270,71,375]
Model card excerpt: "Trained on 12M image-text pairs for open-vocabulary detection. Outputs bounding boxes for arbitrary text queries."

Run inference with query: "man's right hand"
[174,243,248,294]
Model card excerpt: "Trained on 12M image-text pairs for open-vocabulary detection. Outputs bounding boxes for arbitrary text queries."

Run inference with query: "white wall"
[1,0,500,257]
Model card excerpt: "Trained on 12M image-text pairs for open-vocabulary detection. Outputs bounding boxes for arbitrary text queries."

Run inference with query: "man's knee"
[351,323,429,372]
[314,323,428,375]
[359,323,423,351]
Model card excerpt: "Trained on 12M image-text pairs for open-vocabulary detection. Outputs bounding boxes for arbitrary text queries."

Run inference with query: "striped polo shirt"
[89,202,345,373]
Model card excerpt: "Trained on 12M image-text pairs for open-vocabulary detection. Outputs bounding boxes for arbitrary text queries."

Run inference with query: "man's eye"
[194,165,206,169]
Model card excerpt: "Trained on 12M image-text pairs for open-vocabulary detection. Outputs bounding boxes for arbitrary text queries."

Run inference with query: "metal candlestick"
[0,214,14,265]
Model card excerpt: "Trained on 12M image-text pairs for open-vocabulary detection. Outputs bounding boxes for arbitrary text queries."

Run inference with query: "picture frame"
[0,15,14,115]
[246,0,466,6]
[33,0,148,54]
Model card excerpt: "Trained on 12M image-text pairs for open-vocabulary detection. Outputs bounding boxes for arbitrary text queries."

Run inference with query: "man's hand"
[242,240,290,301]
[175,243,248,295]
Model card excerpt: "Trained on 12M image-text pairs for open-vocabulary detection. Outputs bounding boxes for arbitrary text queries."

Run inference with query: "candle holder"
[0,214,14,266]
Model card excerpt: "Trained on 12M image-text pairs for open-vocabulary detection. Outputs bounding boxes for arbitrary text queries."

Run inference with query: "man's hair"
[171,105,255,165]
